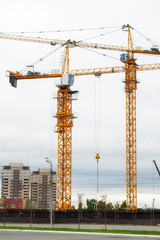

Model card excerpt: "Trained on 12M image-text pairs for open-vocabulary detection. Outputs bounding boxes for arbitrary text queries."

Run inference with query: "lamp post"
[45,157,53,226]
[29,182,33,228]
[3,197,6,227]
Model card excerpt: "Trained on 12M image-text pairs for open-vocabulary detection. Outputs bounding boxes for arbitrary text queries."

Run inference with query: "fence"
[0,209,160,226]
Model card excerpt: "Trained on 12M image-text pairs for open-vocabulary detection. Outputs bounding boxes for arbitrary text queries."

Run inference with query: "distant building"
[0,198,4,209]
[1,164,57,210]
[1,163,30,199]
[0,198,38,210]
[31,168,56,210]
[5,198,26,209]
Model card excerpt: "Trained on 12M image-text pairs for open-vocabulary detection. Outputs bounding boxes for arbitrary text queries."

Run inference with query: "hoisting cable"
[95,75,101,193]
[19,44,65,74]
[49,45,56,164]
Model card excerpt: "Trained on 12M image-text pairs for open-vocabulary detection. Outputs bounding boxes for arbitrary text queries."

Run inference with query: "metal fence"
[0,209,160,226]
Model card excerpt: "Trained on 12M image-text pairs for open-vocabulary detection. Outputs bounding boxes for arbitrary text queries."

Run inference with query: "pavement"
[1,222,160,231]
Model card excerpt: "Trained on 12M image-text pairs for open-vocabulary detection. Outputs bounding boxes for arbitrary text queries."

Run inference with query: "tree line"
[76,197,126,211]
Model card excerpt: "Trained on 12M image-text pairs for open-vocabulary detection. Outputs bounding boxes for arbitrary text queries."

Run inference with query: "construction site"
[1,22,160,225]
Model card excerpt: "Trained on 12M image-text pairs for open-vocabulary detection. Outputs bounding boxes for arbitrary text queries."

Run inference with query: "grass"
[0,226,160,236]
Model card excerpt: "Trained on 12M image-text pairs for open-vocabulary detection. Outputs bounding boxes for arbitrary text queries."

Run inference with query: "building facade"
[31,168,56,210]
[5,198,26,209]
[0,198,27,209]
[1,163,30,199]
[1,164,57,210]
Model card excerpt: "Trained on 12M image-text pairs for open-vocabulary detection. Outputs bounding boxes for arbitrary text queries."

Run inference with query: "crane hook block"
[95,153,100,161]
[9,73,17,88]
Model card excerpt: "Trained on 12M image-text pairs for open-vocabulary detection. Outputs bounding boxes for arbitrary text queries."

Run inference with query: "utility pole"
[45,157,53,226]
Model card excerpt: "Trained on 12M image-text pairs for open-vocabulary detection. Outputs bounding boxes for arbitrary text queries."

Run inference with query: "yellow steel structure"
[3,25,160,211]
[8,62,160,79]
[56,88,73,209]
[124,25,137,211]
[8,41,76,210]
[56,42,74,210]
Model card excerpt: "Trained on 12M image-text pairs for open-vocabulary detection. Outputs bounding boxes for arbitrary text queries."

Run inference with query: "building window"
[11,204,16,208]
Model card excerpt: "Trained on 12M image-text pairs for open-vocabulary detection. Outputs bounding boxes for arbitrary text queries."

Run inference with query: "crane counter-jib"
[9,73,62,80]
[8,71,62,88]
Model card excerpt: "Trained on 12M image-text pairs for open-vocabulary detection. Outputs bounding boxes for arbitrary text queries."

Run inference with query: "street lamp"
[45,157,53,226]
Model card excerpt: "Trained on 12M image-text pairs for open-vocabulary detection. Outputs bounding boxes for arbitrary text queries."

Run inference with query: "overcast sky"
[0,0,160,208]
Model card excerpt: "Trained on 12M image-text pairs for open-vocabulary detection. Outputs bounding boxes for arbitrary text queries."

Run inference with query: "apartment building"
[31,168,56,210]
[1,163,30,199]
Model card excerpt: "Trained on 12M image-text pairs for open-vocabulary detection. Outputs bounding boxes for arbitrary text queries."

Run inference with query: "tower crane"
[1,24,160,211]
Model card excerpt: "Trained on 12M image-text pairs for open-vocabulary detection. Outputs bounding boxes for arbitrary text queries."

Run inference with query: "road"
[1,230,160,240]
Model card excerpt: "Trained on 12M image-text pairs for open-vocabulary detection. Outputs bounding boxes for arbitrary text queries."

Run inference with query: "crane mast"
[55,41,77,210]
[56,87,73,210]
[124,25,137,211]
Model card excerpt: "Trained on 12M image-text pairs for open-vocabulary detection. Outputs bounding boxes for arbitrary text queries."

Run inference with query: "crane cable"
[70,42,120,61]
[2,26,122,34]
[19,44,65,74]
[95,75,101,193]
[49,46,55,164]
[133,28,158,46]
[19,26,121,75]
[77,27,122,43]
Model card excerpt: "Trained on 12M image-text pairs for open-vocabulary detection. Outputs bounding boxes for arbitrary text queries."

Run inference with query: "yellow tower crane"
[54,41,77,210]
[1,24,160,211]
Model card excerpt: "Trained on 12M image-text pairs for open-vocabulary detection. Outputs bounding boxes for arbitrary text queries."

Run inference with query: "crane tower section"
[121,25,138,211]
[125,57,137,211]
[54,74,78,210]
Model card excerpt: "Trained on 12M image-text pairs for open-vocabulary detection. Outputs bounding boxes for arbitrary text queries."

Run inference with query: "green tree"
[120,200,126,210]
[78,193,83,210]
[86,199,97,210]
[78,201,83,210]
[97,200,106,211]
[97,201,114,211]
[114,202,120,210]
[106,202,114,210]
